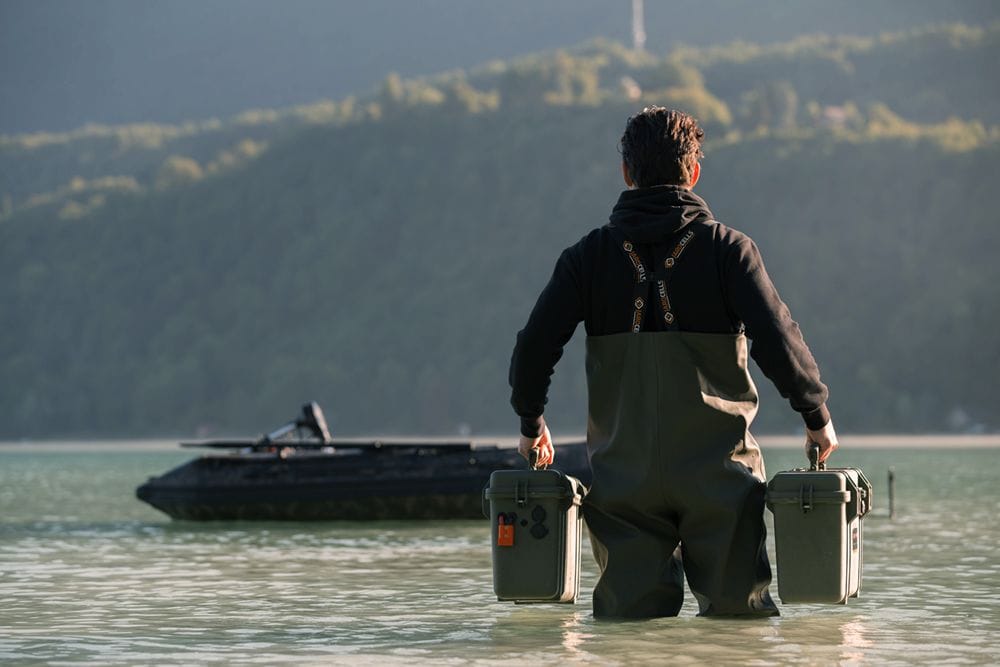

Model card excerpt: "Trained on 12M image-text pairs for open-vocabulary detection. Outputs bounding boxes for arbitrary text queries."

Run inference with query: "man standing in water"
[509,107,838,618]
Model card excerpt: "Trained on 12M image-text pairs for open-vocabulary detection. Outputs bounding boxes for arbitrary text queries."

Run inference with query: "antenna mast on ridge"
[632,0,646,52]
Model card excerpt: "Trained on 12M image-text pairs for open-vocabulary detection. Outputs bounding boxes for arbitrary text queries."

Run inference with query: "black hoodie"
[509,185,830,437]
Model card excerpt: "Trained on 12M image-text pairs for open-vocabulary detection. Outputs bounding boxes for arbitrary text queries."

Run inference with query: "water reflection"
[559,612,592,656]
[838,617,872,664]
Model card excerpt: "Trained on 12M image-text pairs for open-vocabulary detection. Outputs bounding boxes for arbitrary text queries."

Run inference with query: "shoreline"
[2,433,999,452]
[753,434,1000,449]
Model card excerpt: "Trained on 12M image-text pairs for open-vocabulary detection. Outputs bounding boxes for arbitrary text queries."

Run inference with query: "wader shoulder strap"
[607,224,698,332]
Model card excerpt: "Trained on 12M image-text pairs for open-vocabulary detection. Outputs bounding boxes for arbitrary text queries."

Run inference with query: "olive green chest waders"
[583,227,778,618]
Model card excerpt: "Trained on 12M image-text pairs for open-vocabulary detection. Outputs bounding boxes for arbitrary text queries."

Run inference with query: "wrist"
[807,419,837,445]
[520,414,546,439]
[801,403,830,431]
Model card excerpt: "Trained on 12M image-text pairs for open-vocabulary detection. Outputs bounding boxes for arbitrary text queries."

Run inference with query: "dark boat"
[136,403,591,520]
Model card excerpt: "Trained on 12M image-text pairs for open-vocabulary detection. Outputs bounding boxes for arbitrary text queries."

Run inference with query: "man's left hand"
[518,425,555,468]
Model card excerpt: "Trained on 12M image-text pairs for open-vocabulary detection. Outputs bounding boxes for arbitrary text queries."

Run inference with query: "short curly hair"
[619,107,704,188]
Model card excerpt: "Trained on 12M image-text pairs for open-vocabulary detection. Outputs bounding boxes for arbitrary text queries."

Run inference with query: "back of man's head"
[619,107,704,188]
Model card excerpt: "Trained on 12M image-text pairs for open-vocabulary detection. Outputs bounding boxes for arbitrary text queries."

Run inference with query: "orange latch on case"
[497,514,514,547]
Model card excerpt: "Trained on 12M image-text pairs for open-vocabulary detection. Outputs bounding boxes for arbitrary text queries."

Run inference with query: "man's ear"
[621,160,635,188]
[688,162,701,189]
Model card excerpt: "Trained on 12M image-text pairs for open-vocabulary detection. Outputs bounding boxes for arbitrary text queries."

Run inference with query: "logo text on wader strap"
[631,298,645,333]
[623,241,647,282]
[670,229,695,260]
[657,280,673,324]
[624,240,649,332]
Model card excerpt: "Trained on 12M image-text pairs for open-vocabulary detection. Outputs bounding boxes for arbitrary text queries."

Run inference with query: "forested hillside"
[1,24,997,438]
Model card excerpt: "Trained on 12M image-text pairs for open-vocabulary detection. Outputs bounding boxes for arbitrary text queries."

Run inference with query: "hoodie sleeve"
[723,234,830,429]
[509,245,585,438]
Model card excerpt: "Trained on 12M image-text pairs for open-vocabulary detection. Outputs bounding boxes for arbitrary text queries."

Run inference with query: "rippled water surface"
[2,443,999,664]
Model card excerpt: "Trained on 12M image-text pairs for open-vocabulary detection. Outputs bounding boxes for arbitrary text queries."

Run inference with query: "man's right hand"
[806,419,839,463]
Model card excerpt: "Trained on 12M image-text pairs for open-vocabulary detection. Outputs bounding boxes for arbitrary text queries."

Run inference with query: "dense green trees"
[0,24,996,438]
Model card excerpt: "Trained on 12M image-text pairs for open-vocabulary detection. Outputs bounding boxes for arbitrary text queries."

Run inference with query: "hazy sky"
[2,0,995,134]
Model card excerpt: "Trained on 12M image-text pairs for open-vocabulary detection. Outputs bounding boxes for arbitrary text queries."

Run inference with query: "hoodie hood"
[608,185,714,244]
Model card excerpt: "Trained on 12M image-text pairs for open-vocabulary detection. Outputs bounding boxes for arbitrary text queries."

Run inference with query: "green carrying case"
[766,446,873,604]
[483,467,587,603]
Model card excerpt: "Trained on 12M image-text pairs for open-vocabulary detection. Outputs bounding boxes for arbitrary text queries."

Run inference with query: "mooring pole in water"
[888,467,896,520]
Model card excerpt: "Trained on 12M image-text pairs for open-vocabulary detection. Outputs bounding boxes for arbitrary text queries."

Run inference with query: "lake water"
[1,442,999,664]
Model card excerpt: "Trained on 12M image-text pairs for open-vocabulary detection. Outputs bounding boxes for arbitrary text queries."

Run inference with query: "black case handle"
[528,448,547,470]
[808,442,826,471]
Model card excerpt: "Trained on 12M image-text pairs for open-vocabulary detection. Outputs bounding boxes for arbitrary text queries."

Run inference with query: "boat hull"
[137,442,591,521]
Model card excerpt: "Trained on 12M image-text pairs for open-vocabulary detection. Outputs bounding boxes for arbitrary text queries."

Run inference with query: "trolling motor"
[257,401,333,447]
